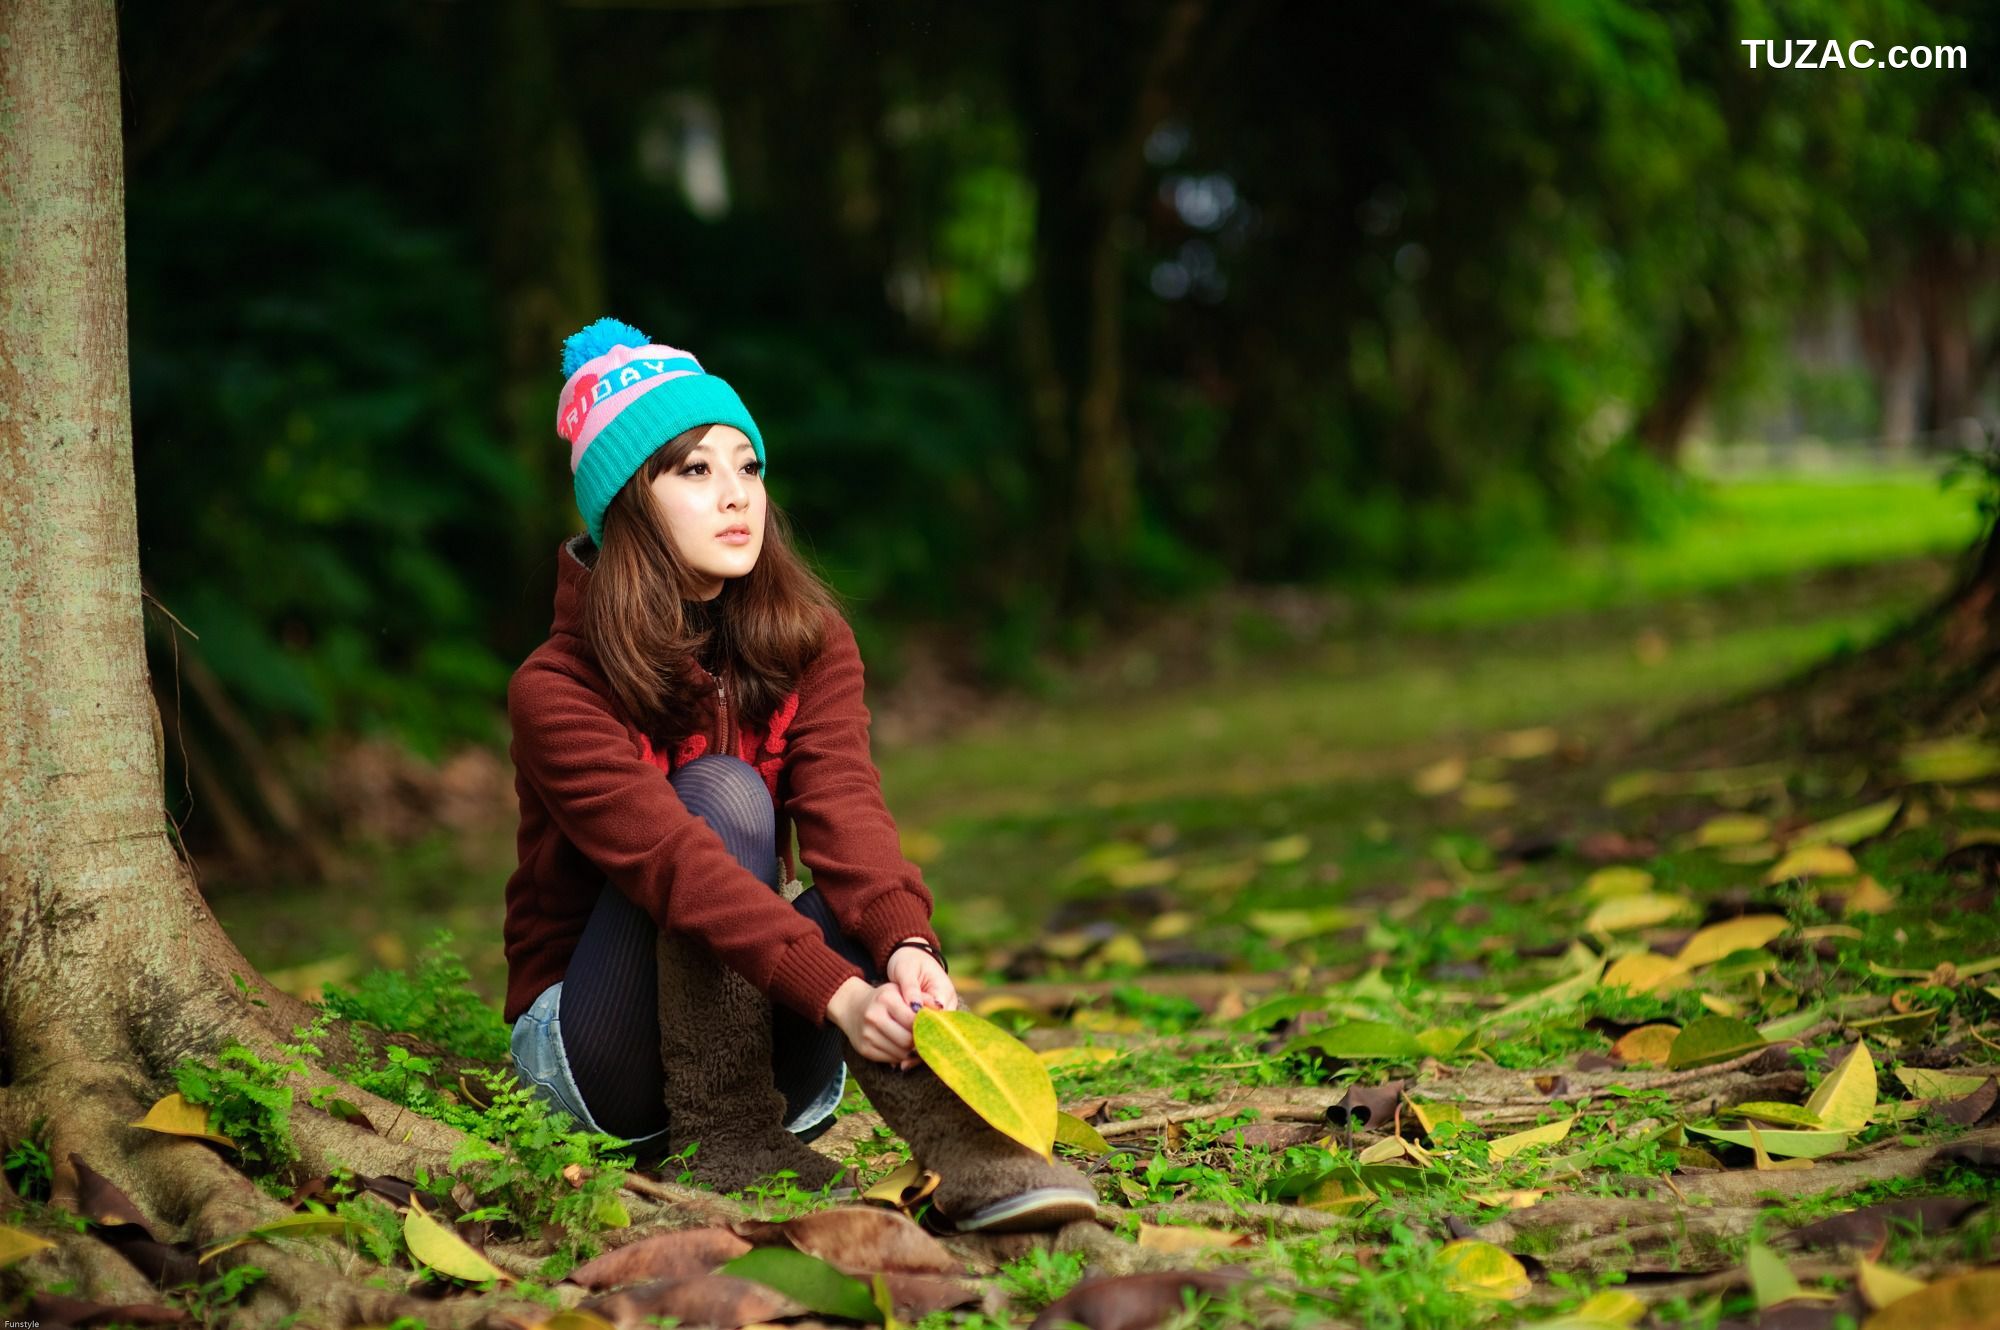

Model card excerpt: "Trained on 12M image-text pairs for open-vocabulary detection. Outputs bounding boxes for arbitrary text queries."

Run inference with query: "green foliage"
[995,1248,1087,1313]
[2,1121,53,1203]
[320,932,510,1063]
[174,1034,316,1182]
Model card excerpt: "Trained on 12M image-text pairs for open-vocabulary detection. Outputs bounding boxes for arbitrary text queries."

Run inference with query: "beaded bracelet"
[889,938,950,974]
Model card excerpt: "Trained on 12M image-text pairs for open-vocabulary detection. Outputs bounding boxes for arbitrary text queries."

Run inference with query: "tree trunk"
[0,3,634,1318]
[1013,0,1207,617]
[1858,277,1925,452]
[1633,319,1720,465]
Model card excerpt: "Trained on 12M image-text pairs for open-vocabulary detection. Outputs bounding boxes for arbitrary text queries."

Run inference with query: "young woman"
[501,318,1097,1233]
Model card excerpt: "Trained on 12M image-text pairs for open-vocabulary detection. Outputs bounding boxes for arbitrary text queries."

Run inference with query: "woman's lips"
[718,529,751,544]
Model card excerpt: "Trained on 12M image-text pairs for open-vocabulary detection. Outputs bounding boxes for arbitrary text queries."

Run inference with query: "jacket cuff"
[767,934,867,1028]
[861,892,943,977]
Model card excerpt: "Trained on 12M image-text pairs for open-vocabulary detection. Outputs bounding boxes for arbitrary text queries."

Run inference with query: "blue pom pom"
[562,317,650,376]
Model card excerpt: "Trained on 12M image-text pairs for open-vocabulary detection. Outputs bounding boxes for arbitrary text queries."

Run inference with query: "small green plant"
[997,1247,1086,1312]
[320,932,510,1062]
[3,1120,54,1202]
[174,1021,326,1182]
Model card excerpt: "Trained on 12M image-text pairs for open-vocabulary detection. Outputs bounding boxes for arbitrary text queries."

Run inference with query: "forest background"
[112,0,2000,990]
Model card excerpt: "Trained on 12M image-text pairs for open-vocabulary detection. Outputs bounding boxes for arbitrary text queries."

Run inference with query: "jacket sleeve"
[780,610,943,976]
[507,658,865,1024]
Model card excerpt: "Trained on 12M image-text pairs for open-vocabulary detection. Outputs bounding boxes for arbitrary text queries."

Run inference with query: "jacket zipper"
[715,669,732,759]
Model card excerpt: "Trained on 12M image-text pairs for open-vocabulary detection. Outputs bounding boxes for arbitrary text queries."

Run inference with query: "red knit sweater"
[502,535,942,1025]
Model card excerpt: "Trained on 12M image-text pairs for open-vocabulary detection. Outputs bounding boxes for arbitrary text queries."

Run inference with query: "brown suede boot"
[844,1048,1099,1233]
[657,929,844,1193]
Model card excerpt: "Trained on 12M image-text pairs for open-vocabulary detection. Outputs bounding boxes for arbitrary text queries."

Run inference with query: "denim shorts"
[508,980,846,1147]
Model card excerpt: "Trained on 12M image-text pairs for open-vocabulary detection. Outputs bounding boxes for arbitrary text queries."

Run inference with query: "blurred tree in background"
[113,0,1998,876]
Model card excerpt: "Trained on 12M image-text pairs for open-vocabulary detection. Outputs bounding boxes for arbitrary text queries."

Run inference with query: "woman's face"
[648,424,766,601]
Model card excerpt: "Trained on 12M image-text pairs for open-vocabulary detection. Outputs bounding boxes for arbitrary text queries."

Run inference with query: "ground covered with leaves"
[7,535,2000,1328]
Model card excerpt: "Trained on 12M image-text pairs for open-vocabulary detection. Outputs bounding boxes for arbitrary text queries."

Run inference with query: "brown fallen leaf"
[1858,1268,2000,1329]
[67,1154,154,1235]
[1325,1080,1405,1130]
[568,1227,754,1290]
[1941,1078,1998,1127]
[877,1272,983,1318]
[732,1206,960,1277]
[1779,1197,1985,1253]
[1028,1271,1246,1330]
[583,1275,804,1329]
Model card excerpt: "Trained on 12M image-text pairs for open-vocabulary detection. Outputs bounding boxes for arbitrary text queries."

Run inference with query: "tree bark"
[1858,275,1925,452]
[0,4,539,1318]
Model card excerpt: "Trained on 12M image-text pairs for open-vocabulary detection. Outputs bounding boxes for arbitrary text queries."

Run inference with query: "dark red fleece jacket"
[502,534,942,1025]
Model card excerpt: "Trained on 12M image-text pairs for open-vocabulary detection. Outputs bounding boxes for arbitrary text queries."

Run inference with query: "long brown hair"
[580,424,841,740]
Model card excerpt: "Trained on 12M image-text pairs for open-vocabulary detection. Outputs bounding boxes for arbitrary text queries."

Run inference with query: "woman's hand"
[885,942,957,1016]
[826,976,920,1065]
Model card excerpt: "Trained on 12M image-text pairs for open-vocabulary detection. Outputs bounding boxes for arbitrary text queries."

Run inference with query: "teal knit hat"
[554,318,766,545]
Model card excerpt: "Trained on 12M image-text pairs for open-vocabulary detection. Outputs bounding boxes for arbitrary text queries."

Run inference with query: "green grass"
[1396,467,1987,631]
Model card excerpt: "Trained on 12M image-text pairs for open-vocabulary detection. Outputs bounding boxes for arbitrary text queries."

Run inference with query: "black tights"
[558,754,879,1141]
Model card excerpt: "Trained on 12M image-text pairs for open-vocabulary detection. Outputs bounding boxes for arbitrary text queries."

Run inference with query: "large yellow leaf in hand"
[913,1008,1057,1160]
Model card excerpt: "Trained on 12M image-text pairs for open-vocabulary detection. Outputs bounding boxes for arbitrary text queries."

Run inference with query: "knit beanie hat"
[555,317,766,545]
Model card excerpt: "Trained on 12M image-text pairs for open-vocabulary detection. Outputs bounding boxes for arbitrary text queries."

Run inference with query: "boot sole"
[949,1187,1100,1234]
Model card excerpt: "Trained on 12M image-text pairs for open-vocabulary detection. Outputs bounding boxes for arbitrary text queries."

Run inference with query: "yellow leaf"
[1676,916,1790,969]
[1136,1223,1250,1252]
[1611,1024,1680,1064]
[1105,857,1178,888]
[1791,798,1901,849]
[1601,951,1689,995]
[1581,866,1654,899]
[1842,876,1897,914]
[1090,933,1147,970]
[1491,726,1560,760]
[200,1212,363,1263]
[1568,1290,1646,1325]
[1488,960,1604,1026]
[404,1201,508,1284]
[899,828,944,863]
[1036,1046,1124,1069]
[1699,993,1744,1017]
[1900,736,2000,785]
[1803,1039,1876,1133]
[1435,1239,1532,1300]
[1585,892,1696,933]
[1859,1268,2000,1328]
[1716,840,1781,865]
[862,1159,921,1202]
[1069,1009,1144,1034]
[1895,1068,1987,1101]
[1409,1100,1465,1136]
[1748,1242,1804,1308]
[1748,1122,1817,1171]
[1460,780,1517,810]
[1244,906,1361,944]
[1413,755,1468,796]
[1857,1258,1927,1311]
[1765,845,1860,883]
[1467,1188,1547,1210]
[1144,910,1195,940]
[913,1008,1058,1160]
[972,994,1044,1020]
[1259,833,1311,865]
[1299,1174,1376,1210]
[0,1223,56,1269]
[1695,814,1772,848]
[1489,1115,1574,1162]
[1053,1111,1111,1156]
[130,1093,238,1149]
[1357,1136,1430,1166]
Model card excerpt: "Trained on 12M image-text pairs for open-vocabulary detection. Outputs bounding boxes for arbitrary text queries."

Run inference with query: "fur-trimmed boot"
[657,929,844,1193]
[844,1049,1099,1233]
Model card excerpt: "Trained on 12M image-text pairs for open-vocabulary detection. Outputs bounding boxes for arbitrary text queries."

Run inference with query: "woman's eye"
[682,463,706,475]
